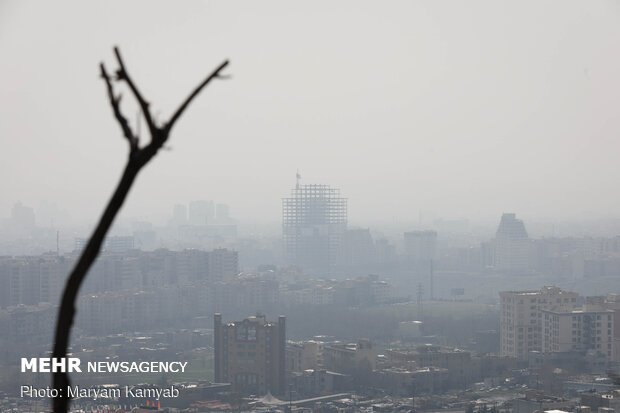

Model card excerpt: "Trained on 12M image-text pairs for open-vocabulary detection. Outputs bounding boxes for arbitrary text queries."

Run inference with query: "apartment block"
[542,307,614,361]
[500,286,578,359]
[214,314,286,396]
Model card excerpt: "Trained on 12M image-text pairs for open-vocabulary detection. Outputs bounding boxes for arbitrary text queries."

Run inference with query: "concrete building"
[373,366,449,396]
[322,339,375,375]
[494,213,531,274]
[387,345,473,389]
[214,314,286,396]
[209,248,239,281]
[282,182,347,274]
[291,369,350,398]
[541,307,614,362]
[500,286,579,359]
[74,236,135,253]
[512,390,573,413]
[0,255,70,308]
[6,302,56,344]
[286,340,322,372]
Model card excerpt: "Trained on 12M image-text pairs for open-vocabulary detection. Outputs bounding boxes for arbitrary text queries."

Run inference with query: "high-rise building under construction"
[282,179,347,273]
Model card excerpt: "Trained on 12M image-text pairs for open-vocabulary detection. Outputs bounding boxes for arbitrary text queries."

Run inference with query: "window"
[236,325,247,341]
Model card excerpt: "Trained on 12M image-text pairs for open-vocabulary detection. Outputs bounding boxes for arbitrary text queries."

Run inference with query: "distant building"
[5,302,56,344]
[290,368,351,398]
[282,182,347,274]
[286,340,322,372]
[209,248,239,281]
[403,230,437,263]
[215,203,230,222]
[373,366,449,396]
[494,213,531,274]
[172,204,187,226]
[214,314,286,396]
[387,345,473,389]
[74,236,134,253]
[0,255,70,308]
[189,200,214,226]
[340,228,374,267]
[499,286,579,359]
[322,339,375,375]
[10,201,36,233]
[397,320,423,340]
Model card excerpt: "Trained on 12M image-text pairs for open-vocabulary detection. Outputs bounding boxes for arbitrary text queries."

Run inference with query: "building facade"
[322,339,375,375]
[282,183,347,273]
[494,213,531,274]
[541,307,614,361]
[214,314,286,396]
[500,286,578,359]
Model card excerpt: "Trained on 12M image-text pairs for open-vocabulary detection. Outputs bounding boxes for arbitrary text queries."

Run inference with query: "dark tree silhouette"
[51,46,229,413]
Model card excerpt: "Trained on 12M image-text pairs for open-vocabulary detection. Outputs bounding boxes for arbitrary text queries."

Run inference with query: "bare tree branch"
[166,59,230,134]
[52,46,229,413]
[113,47,157,139]
[100,63,138,152]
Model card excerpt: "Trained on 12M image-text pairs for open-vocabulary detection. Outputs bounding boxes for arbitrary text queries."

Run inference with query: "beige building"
[541,307,614,361]
[500,286,578,359]
[286,340,322,372]
[387,345,473,389]
[322,339,375,374]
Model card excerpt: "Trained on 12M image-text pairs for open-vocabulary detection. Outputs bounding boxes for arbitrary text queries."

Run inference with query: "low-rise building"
[323,339,375,375]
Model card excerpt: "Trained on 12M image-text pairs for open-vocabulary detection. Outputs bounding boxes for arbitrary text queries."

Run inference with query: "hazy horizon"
[2,1,620,226]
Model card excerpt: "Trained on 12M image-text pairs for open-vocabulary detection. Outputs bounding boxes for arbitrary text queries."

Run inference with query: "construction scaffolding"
[282,184,347,273]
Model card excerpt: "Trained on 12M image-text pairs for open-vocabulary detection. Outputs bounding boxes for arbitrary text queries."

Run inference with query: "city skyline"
[3,3,620,410]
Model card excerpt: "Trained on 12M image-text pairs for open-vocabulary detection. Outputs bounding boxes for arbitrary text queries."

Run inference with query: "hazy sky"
[1,1,619,225]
